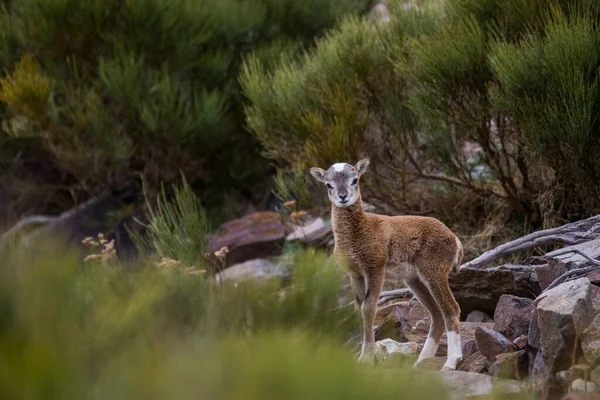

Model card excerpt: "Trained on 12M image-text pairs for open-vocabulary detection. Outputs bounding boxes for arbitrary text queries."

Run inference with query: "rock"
[536,263,569,290]
[401,300,432,343]
[439,370,522,399]
[557,364,592,387]
[376,338,421,360]
[457,322,489,360]
[570,379,598,394]
[561,393,600,400]
[591,365,600,387]
[374,302,408,342]
[592,285,600,314]
[583,314,600,367]
[466,310,493,323]
[489,350,528,379]
[531,278,595,384]
[450,264,541,318]
[513,335,528,350]
[398,300,488,358]
[493,294,535,341]
[587,270,600,287]
[414,357,446,371]
[546,239,600,269]
[215,258,286,284]
[285,217,332,246]
[458,351,489,374]
[208,212,286,267]
[475,326,515,361]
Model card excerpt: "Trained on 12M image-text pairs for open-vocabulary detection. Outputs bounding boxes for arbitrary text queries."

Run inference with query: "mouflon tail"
[452,236,463,273]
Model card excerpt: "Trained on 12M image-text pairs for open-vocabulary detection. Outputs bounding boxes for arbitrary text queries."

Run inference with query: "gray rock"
[475,326,515,361]
[458,351,489,374]
[449,264,541,319]
[439,370,522,399]
[583,314,600,367]
[591,365,600,387]
[531,278,595,386]
[215,258,286,284]
[489,350,528,379]
[493,294,534,341]
[286,217,332,246]
[556,364,592,388]
[466,310,493,323]
[570,379,598,394]
[376,338,421,360]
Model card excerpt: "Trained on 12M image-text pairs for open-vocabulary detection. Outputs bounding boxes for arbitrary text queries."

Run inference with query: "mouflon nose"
[339,193,347,201]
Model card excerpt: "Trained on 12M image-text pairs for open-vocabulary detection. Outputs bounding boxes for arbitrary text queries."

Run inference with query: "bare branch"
[545,266,599,291]
[377,288,413,305]
[461,215,600,269]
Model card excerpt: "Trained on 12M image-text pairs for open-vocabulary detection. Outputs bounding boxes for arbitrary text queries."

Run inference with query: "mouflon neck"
[331,197,366,235]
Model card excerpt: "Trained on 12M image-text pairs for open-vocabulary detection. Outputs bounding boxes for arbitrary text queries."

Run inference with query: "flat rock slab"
[286,217,332,246]
[450,264,541,318]
[439,370,522,399]
[215,258,286,284]
[208,212,286,266]
[376,338,421,360]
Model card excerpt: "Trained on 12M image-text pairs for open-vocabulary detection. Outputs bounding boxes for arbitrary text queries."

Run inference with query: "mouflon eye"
[351,178,358,185]
[326,183,333,190]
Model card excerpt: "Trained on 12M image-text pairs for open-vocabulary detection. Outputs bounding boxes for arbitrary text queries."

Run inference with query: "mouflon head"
[309,158,370,208]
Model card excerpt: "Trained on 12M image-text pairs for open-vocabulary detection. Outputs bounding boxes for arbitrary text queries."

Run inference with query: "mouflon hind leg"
[405,276,445,367]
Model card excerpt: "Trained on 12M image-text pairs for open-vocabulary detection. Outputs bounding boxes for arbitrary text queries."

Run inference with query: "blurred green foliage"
[0,240,538,400]
[0,0,370,223]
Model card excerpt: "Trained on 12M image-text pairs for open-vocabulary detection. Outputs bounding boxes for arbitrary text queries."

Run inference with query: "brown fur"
[310,158,463,368]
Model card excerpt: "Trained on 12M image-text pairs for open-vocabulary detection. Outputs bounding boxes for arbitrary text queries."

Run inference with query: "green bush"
[0,239,536,400]
[0,0,369,224]
[243,0,600,232]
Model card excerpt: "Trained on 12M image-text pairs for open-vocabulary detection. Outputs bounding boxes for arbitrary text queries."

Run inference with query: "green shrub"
[243,0,600,233]
[0,0,369,223]
[0,240,536,400]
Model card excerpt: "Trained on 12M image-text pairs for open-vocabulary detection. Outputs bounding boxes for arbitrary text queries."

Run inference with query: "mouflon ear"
[309,167,327,183]
[355,158,370,177]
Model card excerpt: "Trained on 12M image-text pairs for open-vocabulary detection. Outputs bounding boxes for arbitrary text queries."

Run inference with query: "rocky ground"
[207,209,600,399]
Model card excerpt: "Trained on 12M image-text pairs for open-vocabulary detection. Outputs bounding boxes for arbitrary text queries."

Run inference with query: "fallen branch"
[377,288,413,306]
[545,266,599,291]
[0,215,57,250]
[461,215,600,269]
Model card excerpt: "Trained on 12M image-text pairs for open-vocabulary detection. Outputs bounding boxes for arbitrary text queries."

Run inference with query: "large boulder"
[493,295,535,341]
[475,326,515,361]
[208,212,286,267]
[450,264,541,318]
[529,278,595,386]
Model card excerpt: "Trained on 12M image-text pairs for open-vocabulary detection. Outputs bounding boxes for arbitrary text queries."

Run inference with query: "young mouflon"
[310,158,463,370]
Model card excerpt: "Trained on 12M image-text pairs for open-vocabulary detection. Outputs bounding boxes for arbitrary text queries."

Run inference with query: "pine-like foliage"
[243,0,600,227]
[0,0,369,223]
